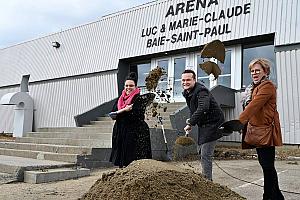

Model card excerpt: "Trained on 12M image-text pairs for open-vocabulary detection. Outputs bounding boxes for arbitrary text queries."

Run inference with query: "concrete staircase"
[0,102,186,183]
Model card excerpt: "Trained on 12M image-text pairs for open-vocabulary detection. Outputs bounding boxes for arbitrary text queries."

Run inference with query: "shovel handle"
[185,131,190,137]
[161,124,167,144]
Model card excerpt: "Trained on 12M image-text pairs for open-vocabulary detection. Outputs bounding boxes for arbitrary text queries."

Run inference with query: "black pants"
[256,147,284,200]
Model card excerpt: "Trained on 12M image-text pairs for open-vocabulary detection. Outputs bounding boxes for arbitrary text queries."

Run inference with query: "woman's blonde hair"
[248,58,271,75]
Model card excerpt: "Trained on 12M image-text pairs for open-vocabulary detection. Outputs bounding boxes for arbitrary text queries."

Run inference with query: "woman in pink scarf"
[109,72,152,167]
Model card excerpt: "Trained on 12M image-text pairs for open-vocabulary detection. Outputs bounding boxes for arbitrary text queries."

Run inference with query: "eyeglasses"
[125,84,135,87]
[250,69,261,74]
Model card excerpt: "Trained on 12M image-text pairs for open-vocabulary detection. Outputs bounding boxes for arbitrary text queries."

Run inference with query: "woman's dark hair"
[126,72,138,86]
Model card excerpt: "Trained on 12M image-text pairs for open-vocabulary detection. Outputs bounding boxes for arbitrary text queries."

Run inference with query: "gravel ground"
[0,138,299,200]
[0,167,116,200]
[0,159,299,200]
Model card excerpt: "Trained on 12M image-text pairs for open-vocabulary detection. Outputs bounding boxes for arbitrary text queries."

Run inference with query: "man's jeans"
[198,140,217,181]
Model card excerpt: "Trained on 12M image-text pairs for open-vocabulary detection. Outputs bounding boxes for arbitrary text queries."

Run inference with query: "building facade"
[0,0,299,144]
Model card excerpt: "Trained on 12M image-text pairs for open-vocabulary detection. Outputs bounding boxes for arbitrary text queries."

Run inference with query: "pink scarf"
[117,88,140,110]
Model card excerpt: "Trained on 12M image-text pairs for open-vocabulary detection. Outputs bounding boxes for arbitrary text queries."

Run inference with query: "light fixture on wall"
[51,41,60,48]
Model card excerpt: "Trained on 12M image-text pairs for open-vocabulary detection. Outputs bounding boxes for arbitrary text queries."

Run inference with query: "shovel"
[175,131,196,146]
[218,120,244,136]
[158,116,172,161]
[173,131,197,161]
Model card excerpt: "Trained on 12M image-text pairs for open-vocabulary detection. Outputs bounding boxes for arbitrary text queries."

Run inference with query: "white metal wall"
[0,72,118,132]
[1,0,299,87]
[0,87,19,133]
[1,0,300,143]
[276,49,300,144]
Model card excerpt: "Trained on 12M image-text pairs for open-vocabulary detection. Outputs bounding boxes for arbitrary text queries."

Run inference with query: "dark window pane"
[242,44,276,87]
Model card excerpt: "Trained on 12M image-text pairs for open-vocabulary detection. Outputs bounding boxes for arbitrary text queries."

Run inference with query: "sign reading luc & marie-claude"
[141,0,251,48]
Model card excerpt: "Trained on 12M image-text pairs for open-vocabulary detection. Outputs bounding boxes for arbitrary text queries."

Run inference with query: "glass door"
[156,59,170,94]
[172,56,186,101]
[153,55,187,102]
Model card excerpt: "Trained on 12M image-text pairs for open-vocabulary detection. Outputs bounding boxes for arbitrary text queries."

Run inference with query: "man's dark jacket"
[183,82,225,144]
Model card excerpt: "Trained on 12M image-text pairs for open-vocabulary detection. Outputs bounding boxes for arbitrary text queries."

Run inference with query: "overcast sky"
[0,0,152,49]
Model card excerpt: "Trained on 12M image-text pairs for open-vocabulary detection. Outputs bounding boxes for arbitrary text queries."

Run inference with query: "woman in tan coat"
[239,58,284,200]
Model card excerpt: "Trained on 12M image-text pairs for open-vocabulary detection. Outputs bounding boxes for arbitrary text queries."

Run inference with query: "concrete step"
[37,127,105,133]
[24,167,90,183]
[145,111,173,117]
[24,132,112,140]
[0,163,21,175]
[90,120,172,127]
[82,125,113,130]
[90,121,115,125]
[147,124,173,129]
[0,155,75,174]
[0,142,92,155]
[97,116,113,121]
[0,148,79,163]
[149,103,186,111]
[91,119,171,124]
[0,172,18,184]
[16,137,112,148]
[85,122,172,129]
[0,155,85,183]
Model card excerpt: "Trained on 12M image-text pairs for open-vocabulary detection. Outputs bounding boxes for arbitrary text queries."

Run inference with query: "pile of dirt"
[81,159,245,200]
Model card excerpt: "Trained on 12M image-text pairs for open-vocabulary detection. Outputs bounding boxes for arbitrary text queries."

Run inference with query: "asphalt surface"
[211,159,300,200]
[0,159,299,200]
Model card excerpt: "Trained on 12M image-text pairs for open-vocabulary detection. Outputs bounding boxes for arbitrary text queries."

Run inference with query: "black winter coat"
[109,94,152,167]
[183,82,225,145]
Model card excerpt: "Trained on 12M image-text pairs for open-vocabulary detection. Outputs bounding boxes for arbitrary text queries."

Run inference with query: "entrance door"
[172,56,186,101]
[156,59,170,94]
[152,55,187,102]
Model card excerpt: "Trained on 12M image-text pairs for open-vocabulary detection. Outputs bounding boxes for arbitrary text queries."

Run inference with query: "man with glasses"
[182,69,225,181]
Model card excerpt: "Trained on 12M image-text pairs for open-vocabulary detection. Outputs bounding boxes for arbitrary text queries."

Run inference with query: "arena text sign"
[141,0,251,48]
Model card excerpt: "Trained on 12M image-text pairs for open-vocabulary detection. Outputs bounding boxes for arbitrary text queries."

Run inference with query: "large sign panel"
[141,0,251,48]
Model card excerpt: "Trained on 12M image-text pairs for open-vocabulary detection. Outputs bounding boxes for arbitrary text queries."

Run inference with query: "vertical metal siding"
[276,49,300,144]
[1,0,300,143]
[0,72,118,130]
[0,87,19,133]
[1,0,299,87]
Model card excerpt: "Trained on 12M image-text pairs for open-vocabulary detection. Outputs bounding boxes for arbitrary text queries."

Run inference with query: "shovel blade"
[218,120,244,136]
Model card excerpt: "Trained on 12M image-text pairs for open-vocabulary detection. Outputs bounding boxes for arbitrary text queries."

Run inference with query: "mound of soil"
[81,159,245,200]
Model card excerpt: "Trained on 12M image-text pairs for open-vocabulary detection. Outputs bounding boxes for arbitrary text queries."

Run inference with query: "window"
[196,56,210,88]
[136,63,151,87]
[196,49,232,89]
[173,57,186,98]
[242,44,276,87]
[217,50,231,88]
[157,59,169,92]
